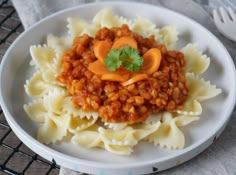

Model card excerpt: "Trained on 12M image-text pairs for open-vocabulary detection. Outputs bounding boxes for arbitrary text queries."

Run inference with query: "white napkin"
[11,0,236,175]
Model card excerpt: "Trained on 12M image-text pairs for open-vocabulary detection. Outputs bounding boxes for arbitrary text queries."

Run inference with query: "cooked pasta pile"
[23,8,221,155]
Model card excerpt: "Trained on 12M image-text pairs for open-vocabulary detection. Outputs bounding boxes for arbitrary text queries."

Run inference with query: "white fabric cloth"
[11,0,236,174]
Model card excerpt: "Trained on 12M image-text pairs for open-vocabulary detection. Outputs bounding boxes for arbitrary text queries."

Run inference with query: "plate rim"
[0,0,236,172]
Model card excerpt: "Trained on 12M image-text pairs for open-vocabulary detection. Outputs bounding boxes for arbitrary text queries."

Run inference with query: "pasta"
[93,7,120,28]
[67,17,88,37]
[159,25,178,50]
[103,143,134,155]
[132,16,157,37]
[24,93,71,144]
[103,122,128,130]
[147,112,199,149]
[24,99,47,123]
[46,34,72,58]
[42,88,68,114]
[181,43,210,74]
[69,115,98,133]
[38,113,70,144]
[62,97,98,119]
[30,45,61,84]
[72,129,102,148]
[30,45,55,70]
[24,71,62,97]
[176,73,222,115]
[23,8,221,155]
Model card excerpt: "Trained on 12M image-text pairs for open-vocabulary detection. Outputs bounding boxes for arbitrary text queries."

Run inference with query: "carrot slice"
[102,67,130,82]
[112,36,138,49]
[121,73,148,86]
[88,60,110,76]
[101,73,130,82]
[88,61,130,82]
[141,48,162,75]
[94,40,112,62]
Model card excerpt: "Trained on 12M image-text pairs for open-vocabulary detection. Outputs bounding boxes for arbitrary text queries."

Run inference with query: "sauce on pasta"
[57,24,188,124]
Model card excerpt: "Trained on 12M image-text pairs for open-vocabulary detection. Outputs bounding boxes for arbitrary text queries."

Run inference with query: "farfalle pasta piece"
[99,122,160,146]
[30,45,55,70]
[174,115,200,127]
[62,97,81,116]
[41,35,68,77]
[93,8,120,28]
[41,66,59,84]
[73,127,134,155]
[30,45,60,84]
[69,115,98,133]
[24,71,56,97]
[161,111,173,123]
[159,25,178,50]
[161,112,200,126]
[38,112,70,144]
[132,122,161,141]
[132,16,162,42]
[43,88,68,115]
[103,143,133,155]
[80,24,98,38]
[62,97,98,119]
[67,18,98,37]
[72,125,103,148]
[99,127,137,146]
[186,73,222,101]
[148,112,199,149]
[47,34,72,58]
[148,121,185,149]
[144,113,162,125]
[67,17,88,37]
[104,122,127,130]
[181,43,210,74]
[23,99,47,123]
[176,73,222,115]
[24,89,70,144]
[72,121,160,155]
[132,16,156,36]
[177,100,202,116]
[118,16,133,29]
[72,131,102,148]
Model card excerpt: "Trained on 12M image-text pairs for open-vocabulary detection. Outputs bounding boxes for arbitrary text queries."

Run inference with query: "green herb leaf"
[121,46,143,72]
[104,46,143,72]
[120,47,129,62]
[104,49,122,72]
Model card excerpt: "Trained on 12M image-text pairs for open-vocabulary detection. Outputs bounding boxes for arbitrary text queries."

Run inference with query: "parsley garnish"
[104,46,143,72]
[104,49,122,72]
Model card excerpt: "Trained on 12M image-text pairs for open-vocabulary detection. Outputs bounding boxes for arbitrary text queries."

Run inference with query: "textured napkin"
[11,0,236,175]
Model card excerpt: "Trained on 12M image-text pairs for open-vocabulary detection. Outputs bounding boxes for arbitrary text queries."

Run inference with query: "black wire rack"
[0,0,60,174]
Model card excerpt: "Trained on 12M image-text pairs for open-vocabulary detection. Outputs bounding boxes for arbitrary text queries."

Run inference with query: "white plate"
[0,2,236,175]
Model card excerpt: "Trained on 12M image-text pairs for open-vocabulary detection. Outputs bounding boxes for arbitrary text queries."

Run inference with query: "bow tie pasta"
[23,8,221,155]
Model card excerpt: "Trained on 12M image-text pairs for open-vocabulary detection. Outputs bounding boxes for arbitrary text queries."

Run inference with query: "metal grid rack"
[0,0,60,174]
